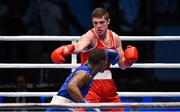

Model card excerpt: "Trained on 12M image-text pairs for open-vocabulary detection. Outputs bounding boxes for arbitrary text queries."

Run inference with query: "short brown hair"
[88,48,107,65]
[91,7,109,20]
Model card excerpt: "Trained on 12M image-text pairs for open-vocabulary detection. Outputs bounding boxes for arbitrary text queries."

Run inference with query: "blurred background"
[0,0,180,103]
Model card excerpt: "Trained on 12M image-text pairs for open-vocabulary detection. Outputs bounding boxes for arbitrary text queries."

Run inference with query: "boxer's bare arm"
[114,35,128,70]
[73,31,95,53]
[67,70,90,102]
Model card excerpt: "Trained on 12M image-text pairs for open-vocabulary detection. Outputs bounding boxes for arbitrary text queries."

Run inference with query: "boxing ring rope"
[0,36,180,41]
[0,102,180,110]
[1,92,180,97]
[1,36,180,110]
[0,63,180,68]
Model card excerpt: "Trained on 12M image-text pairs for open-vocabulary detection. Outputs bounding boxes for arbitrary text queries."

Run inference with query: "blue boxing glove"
[105,49,119,65]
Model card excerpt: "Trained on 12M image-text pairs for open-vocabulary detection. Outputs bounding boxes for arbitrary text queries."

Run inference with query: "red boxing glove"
[51,44,75,64]
[124,45,138,66]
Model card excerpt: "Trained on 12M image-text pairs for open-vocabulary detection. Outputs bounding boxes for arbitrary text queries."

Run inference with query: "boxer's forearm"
[67,83,84,102]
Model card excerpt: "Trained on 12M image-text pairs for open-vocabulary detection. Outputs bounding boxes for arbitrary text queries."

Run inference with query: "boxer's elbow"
[118,63,127,70]
[118,58,128,70]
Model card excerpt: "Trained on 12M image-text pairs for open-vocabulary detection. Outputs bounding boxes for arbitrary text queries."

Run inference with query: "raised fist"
[124,45,138,66]
[51,44,75,64]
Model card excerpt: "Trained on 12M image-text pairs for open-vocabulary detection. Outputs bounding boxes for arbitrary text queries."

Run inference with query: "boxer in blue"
[47,48,119,111]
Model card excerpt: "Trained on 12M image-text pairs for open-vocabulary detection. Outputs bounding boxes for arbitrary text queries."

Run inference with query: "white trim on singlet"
[93,70,112,79]
[50,95,74,104]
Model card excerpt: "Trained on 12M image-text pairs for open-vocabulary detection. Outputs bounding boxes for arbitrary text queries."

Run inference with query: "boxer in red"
[51,7,138,112]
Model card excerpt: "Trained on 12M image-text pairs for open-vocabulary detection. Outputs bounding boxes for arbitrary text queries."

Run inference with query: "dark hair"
[91,7,109,20]
[88,48,107,65]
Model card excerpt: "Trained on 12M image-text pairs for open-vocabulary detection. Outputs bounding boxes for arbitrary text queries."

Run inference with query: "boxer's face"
[92,16,110,37]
